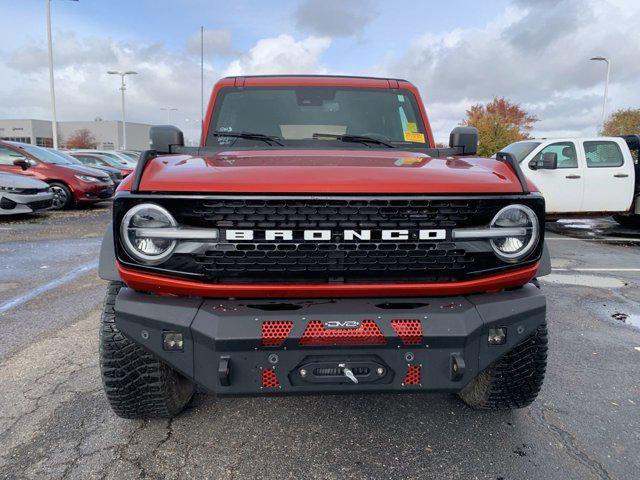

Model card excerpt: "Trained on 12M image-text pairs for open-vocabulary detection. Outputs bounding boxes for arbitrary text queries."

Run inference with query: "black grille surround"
[114,193,545,284]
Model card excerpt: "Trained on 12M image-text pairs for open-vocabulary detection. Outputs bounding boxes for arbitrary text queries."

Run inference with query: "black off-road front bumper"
[113,284,545,396]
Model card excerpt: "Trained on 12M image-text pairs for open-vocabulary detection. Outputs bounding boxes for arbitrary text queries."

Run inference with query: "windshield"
[47,149,82,165]
[98,152,136,166]
[120,151,140,161]
[501,141,541,163]
[93,155,127,168]
[18,144,74,164]
[208,87,429,148]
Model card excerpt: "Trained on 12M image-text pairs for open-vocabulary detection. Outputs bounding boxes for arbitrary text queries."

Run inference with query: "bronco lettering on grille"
[225,229,447,241]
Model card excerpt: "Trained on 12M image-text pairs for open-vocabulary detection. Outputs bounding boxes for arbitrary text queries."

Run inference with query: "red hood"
[121,149,535,194]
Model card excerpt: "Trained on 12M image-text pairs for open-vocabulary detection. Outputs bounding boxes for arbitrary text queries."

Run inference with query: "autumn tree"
[601,108,640,136]
[65,128,98,149]
[462,97,538,157]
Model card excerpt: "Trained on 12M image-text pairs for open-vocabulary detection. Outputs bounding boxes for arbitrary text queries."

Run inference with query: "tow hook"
[450,353,465,381]
[338,363,358,384]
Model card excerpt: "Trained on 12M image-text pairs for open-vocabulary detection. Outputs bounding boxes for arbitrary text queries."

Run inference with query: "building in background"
[0,119,152,150]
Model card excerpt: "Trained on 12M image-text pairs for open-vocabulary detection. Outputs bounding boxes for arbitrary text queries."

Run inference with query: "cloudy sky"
[1,0,639,143]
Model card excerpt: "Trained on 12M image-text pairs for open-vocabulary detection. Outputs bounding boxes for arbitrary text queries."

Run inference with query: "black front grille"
[115,195,545,284]
[28,198,53,210]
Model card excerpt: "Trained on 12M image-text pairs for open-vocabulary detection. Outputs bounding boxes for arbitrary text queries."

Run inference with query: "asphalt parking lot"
[0,207,639,480]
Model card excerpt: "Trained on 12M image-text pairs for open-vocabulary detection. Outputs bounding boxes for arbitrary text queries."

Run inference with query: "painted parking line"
[553,268,640,272]
[546,237,640,242]
[0,260,98,315]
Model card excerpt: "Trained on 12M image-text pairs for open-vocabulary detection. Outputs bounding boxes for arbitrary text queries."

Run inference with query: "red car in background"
[0,141,114,209]
[69,152,134,177]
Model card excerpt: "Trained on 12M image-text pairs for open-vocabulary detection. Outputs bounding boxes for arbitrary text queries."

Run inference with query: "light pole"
[107,71,138,149]
[160,107,178,124]
[45,0,78,149]
[45,0,59,148]
[590,56,611,132]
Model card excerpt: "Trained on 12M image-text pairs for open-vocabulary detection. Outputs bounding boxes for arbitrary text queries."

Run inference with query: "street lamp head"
[590,56,608,62]
[107,70,120,75]
[124,71,138,75]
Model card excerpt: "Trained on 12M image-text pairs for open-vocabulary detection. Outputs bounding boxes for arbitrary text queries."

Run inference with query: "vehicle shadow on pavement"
[168,391,549,479]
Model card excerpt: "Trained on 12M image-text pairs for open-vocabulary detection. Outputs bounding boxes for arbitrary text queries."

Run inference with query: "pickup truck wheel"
[459,324,548,410]
[612,214,640,228]
[99,281,194,419]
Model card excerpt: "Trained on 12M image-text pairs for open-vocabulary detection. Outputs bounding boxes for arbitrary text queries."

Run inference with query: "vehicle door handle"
[614,174,629,178]
[565,175,581,179]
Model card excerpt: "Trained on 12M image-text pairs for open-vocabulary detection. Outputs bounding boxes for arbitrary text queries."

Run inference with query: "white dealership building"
[0,119,152,150]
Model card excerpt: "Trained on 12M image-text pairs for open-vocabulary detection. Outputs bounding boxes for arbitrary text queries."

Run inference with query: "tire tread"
[459,324,548,410]
[99,282,193,419]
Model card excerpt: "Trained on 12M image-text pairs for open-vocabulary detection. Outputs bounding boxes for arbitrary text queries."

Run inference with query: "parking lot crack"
[528,404,614,480]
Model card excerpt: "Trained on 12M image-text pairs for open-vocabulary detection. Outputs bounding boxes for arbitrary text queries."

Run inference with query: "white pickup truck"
[501,135,640,226]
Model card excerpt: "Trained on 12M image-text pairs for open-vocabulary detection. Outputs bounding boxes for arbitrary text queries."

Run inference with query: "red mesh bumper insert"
[391,320,423,344]
[299,320,386,346]
[261,321,294,347]
[261,368,280,388]
[402,365,421,386]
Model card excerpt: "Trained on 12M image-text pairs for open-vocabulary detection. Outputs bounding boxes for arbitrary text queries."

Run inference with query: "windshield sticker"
[406,122,418,133]
[404,131,425,143]
[395,157,425,166]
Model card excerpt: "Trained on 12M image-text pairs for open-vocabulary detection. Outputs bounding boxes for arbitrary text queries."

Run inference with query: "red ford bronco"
[98,75,550,418]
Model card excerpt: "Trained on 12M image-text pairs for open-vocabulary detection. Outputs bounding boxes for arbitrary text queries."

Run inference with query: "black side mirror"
[449,126,478,155]
[12,158,29,170]
[529,152,558,170]
[150,125,184,154]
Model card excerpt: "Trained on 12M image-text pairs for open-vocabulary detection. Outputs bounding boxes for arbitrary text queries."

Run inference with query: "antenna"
[200,26,204,143]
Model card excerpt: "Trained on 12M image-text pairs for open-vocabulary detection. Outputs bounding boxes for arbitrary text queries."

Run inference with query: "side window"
[0,146,23,165]
[79,156,99,166]
[531,142,578,169]
[583,141,624,168]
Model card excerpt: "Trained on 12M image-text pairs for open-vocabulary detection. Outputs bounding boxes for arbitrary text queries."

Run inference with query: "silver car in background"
[0,172,54,215]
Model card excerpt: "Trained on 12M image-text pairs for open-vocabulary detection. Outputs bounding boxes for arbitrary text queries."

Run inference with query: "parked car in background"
[501,135,639,226]
[49,149,124,187]
[69,152,134,178]
[0,141,114,210]
[0,171,53,215]
[71,149,137,167]
[119,150,141,162]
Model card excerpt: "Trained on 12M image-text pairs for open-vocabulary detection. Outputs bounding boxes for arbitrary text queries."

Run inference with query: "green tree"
[462,97,538,157]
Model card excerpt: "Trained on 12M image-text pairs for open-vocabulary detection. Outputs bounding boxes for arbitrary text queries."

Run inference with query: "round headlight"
[121,203,177,264]
[490,204,539,262]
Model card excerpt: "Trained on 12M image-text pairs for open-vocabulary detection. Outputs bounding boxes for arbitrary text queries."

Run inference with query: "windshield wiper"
[210,131,284,146]
[312,133,396,148]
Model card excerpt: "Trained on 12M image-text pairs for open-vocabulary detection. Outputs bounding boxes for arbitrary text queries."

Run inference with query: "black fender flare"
[99,222,121,282]
[536,241,551,277]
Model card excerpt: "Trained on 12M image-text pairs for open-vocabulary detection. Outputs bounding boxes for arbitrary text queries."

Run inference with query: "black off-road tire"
[459,324,548,410]
[100,281,194,419]
[612,214,640,228]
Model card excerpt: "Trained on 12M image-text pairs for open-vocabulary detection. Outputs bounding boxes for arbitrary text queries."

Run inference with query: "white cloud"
[224,35,331,76]
[380,0,640,140]
[1,0,639,147]
[0,34,217,143]
[186,29,233,56]
[294,0,377,37]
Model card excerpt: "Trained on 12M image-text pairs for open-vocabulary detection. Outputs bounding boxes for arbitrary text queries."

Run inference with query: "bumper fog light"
[162,332,184,351]
[488,327,506,345]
